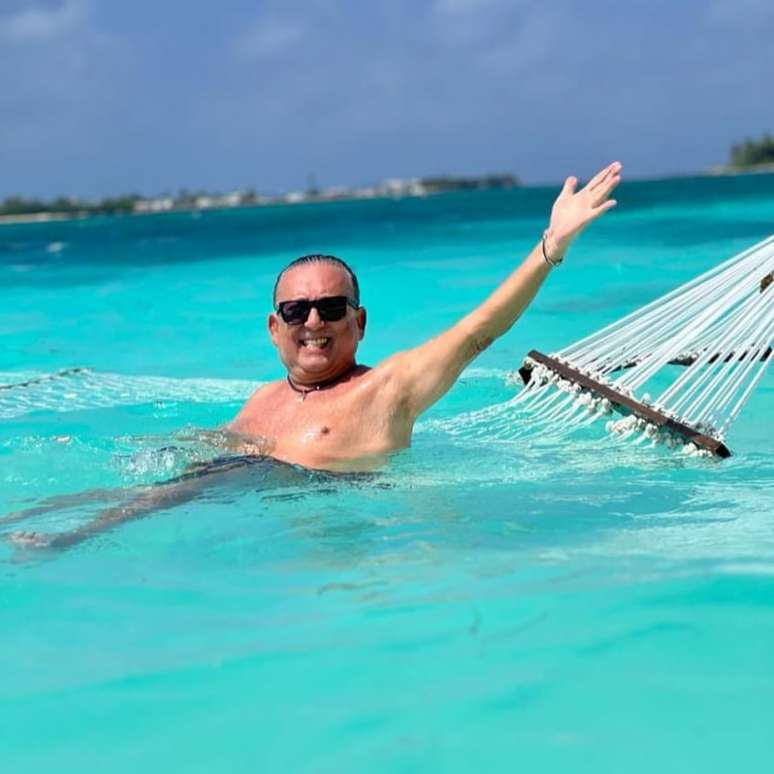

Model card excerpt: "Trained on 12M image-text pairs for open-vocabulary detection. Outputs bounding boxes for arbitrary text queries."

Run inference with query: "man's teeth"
[301,337,329,348]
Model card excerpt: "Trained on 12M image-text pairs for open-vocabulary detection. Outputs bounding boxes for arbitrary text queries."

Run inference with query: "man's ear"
[356,307,367,340]
[268,313,280,346]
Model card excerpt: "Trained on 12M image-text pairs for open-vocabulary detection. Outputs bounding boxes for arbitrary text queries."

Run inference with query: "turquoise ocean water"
[1,175,773,771]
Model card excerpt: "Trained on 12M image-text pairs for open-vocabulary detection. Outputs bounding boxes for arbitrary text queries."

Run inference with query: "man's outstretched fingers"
[586,165,612,191]
[588,162,622,191]
[592,199,618,217]
[602,173,622,197]
[561,176,578,197]
[591,174,621,206]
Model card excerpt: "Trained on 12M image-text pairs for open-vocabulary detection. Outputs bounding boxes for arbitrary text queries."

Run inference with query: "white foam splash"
[460,366,512,380]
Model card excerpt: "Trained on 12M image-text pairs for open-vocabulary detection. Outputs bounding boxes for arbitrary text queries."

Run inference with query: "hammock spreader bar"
[514,236,773,458]
[519,350,731,457]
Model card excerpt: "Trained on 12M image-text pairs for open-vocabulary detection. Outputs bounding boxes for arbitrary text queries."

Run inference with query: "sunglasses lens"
[316,297,349,321]
[278,297,353,324]
[279,301,310,325]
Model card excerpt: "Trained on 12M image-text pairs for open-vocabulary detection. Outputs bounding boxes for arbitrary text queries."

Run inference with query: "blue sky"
[1,0,773,198]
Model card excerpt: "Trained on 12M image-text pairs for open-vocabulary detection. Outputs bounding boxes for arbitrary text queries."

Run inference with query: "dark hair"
[272,254,360,307]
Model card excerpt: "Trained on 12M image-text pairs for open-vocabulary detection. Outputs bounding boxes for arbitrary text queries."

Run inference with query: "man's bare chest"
[239,390,377,445]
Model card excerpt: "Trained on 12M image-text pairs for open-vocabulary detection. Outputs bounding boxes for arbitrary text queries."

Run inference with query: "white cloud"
[0,0,129,172]
[0,0,87,43]
[234,16,306,60]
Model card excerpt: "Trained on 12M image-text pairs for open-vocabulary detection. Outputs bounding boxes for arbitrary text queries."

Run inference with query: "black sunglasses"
[275,295,359,325]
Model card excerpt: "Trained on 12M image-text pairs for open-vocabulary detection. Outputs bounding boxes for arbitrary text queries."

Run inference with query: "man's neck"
[286,362,360,394]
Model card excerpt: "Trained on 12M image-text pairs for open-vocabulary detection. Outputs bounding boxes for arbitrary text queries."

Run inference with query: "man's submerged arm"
[391,162,622,417]
[10,476,207,550]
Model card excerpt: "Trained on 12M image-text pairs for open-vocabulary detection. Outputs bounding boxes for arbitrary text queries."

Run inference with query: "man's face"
[269,262,366,385]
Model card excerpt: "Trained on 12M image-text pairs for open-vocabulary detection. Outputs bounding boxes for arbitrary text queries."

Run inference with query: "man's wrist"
[542,229,567,268]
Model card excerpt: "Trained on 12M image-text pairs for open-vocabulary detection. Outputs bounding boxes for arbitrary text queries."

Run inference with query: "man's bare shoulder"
[251,379,285,400]
[360,355,418,411]
[367,351,420,391]
[246,379,286,405]
[229,380,284,429]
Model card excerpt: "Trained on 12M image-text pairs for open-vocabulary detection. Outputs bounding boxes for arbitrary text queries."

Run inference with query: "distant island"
[0,173,520,224]
[730,134,774,167]
[710,133,774,175]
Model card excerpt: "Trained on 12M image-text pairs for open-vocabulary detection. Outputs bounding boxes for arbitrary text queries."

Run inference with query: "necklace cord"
[286,363,359,397]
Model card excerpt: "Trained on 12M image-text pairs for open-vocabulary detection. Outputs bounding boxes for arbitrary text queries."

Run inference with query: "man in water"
[8,161,621,548]
[228,161,622,471]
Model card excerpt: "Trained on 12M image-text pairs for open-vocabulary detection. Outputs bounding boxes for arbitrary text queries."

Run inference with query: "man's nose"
[305,306,324,328]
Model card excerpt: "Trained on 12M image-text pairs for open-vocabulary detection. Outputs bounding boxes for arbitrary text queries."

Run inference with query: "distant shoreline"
[2,166,774,227]
[707,162,774,176]
[0,211,77,225]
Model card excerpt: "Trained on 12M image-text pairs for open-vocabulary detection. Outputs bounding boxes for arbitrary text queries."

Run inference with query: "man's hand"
[388,160,623,419]
[545,161,622,260]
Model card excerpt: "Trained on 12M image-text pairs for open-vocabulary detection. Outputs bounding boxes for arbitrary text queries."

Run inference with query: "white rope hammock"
[0,369,257,419]
[515,235,774,457]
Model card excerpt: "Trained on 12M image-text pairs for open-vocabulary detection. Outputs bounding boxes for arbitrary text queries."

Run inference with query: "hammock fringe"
[516,235,774,458]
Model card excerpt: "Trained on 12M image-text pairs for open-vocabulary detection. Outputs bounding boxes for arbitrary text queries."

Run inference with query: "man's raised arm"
[390,161,622,417]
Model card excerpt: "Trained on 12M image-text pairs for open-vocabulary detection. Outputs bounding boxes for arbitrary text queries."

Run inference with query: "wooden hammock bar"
[519,350,732,458]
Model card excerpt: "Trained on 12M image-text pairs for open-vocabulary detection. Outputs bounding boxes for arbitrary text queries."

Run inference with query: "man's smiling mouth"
[300,337,330,349]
